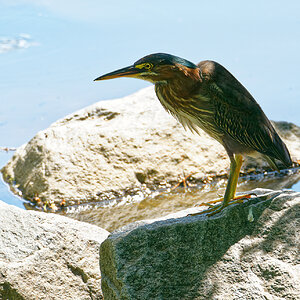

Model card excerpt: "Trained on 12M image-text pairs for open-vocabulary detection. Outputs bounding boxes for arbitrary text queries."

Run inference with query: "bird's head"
[94,53,198,84]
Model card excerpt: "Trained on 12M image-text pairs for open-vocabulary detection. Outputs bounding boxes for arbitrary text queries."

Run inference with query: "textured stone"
[1,87,300,205]
[100,189,300,300]
[0,200,109,299]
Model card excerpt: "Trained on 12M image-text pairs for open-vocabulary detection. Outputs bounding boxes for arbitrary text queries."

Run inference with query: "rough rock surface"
[0,200,109,299]
[2,87,300,204]
[100,188,300,300]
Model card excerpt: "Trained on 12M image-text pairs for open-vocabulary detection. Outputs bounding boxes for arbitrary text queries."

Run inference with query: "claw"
[196,197,223,207]
[189,193,254,217]
[188,203,222,217]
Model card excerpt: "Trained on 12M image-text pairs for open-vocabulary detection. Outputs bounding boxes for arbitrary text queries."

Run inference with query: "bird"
[94,53,292,215]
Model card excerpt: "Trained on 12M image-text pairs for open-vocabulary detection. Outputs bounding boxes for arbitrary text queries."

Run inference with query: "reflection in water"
[59,169,300,232]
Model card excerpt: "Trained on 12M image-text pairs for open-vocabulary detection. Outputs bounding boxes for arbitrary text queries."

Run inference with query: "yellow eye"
[135,63,153,70]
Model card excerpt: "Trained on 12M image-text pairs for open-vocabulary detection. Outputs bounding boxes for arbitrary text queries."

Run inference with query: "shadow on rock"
[99,189,300,299]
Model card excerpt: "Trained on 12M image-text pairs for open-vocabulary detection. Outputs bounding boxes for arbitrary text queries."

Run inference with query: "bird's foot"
[196,193,255,207]
[189,193,255,217]
[171,172,195,190]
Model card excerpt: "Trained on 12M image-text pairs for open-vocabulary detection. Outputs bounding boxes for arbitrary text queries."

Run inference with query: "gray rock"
[0,200,109,299]
[100,189,300,300]
[1,87,300,204]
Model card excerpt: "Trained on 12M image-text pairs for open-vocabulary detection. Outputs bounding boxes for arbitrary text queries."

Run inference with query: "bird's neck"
[156,67,201,99]
[154,68,202,118]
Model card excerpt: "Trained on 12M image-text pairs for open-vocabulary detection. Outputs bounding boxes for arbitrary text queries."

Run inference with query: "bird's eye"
[135,63,153,70]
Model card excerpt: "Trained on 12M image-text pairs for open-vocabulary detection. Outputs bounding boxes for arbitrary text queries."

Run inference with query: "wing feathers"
[199,61,292,168]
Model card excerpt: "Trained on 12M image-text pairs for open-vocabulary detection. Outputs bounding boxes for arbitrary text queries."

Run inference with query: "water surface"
[58,168,300,231]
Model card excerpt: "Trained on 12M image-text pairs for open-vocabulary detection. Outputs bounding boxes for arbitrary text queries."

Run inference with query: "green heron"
[94,53,292,215]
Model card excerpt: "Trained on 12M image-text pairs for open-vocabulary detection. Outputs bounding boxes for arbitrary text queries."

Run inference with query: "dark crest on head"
[134,53,197,69]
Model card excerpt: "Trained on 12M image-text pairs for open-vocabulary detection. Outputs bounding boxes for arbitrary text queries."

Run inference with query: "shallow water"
[0,151,25,208]
[58,168,300,231]
[1,150,299,231]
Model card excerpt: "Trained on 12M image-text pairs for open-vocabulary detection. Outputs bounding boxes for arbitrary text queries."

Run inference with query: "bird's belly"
[222,133,256,155]
[181,110,223,141]
[155,85,223,142]
[167,102,223,142]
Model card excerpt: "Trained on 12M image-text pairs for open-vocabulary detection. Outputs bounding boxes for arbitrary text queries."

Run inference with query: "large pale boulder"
[100,189,300,300]
[1,87,300,205]
[0,200,109,299]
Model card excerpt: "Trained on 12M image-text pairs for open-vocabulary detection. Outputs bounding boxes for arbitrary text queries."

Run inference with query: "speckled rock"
[0,200,109,299]
[100,189,300,300]
[1,87,299,204]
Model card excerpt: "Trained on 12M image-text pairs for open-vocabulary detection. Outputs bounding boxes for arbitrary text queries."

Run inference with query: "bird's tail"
[265,131,293,170]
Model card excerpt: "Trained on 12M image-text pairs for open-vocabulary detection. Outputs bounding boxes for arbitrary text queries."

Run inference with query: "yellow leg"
[189,154,249,217]
[222,153,243,206]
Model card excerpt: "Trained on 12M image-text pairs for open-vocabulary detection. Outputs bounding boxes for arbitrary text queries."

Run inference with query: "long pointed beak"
[94,65,141,81]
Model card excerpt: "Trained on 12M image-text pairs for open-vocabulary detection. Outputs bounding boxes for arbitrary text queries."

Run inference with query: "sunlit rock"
[1,87,299,205]
[0,200,109,299]
[100,189,300,300]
